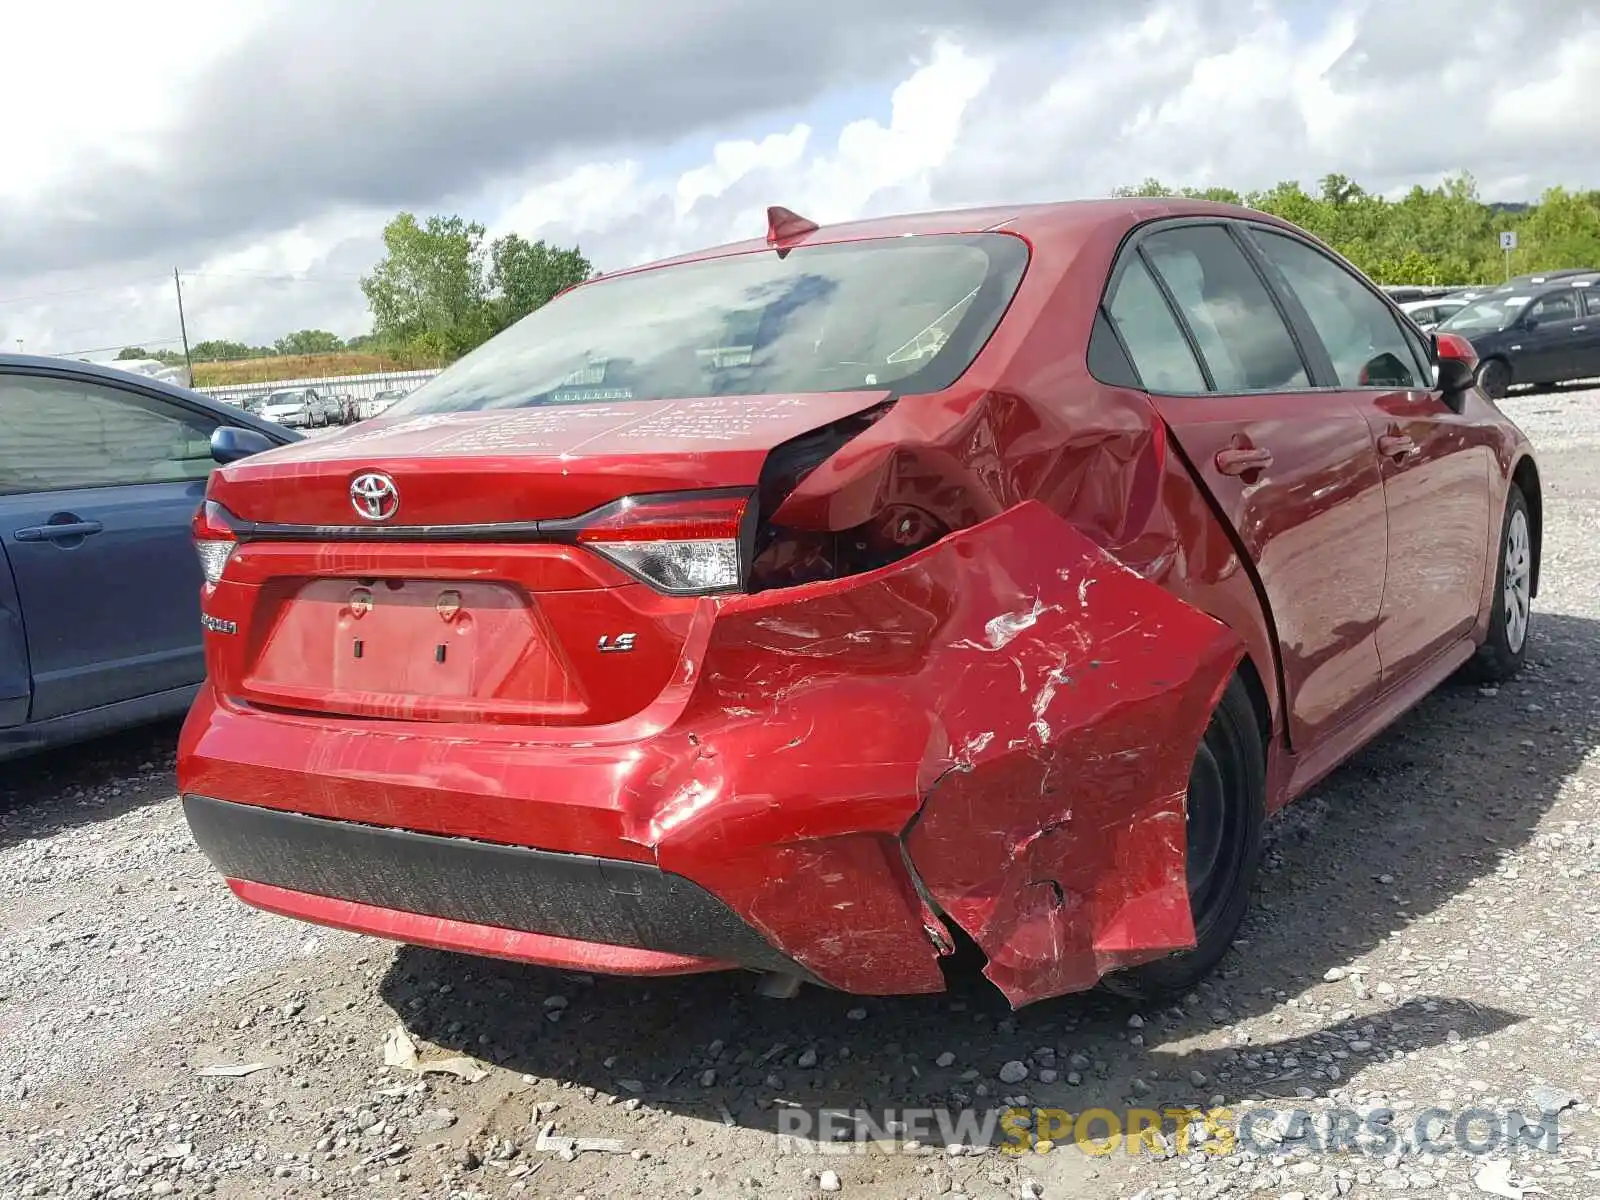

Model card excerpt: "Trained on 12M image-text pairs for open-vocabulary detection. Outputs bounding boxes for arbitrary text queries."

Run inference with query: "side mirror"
[211,425,276,464]
[1432,332,1478,400]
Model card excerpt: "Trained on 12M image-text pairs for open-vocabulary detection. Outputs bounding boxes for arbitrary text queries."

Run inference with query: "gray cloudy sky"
[3,0,1595,359]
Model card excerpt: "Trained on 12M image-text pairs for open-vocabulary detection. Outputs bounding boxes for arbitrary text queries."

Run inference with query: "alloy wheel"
[1503,507,1531,654]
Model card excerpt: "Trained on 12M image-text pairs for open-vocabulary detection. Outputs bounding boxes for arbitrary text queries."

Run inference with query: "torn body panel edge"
[644,500,1241,1006]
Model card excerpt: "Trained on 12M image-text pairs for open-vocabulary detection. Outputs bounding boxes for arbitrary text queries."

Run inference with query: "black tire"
[1463,486,1532,684]
[1100,676,1265,1003]
[1477,358,1511,399]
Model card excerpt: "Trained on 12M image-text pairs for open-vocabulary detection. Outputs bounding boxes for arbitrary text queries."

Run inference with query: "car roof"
[622,197,1305,275]
[1509,267,1598,284]
[1476,273,1600,300]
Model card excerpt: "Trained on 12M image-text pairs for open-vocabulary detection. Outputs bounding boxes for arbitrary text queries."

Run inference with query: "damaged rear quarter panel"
[656,500,1240,1005]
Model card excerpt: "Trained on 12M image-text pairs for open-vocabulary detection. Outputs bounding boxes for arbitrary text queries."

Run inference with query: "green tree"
[361,213,492,359]
[190,339,263,362]
[116,346,185,366]
[274,329,346,356]
[486,234,593,334]
[360,212,596,362]
[1247,181,1328,235]
[1123,172,1600,285]
[1518,187,1600,272]
[1318,173,1366,207]
[1112,179,1244,205]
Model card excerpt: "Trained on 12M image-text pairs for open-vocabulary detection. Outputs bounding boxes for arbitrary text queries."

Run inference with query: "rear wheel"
[1477,358,1511,399]
[1100,676,1265,1003]
[1464,486,1532,683]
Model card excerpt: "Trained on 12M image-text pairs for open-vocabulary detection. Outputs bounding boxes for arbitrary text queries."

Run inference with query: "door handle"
[1215,446,1274,476]
[1377,434,1418,461]
[1574,325,1588,332]
[15,520,104,542]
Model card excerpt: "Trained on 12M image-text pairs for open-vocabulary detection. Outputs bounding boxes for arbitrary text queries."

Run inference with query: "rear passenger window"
[1140,226,1309,392]
[1105,257,1208,393]
[1252,231,1427,388]
[1583,287,1600,318]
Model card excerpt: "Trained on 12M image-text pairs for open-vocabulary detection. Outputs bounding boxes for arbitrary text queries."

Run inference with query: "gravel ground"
[3,388,1598,1200]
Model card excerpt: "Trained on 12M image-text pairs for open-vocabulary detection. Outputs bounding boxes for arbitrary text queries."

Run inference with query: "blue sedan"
[0,355,296,761]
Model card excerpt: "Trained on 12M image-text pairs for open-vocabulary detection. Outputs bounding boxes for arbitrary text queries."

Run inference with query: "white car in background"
[259,388,332,428]
[1400,297,1468,331]
[358,388,409,420]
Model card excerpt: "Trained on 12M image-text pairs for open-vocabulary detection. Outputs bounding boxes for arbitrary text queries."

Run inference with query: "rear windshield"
[387,234,1029,416]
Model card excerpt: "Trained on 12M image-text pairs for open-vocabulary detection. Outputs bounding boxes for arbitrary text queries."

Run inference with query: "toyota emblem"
[350,472,400,521]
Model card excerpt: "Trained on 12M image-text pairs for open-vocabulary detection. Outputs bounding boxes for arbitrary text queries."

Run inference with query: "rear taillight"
[569,491,751,596]
[192,501,239,586]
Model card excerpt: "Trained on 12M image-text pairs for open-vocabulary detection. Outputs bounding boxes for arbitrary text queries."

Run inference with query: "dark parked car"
[0,356,296,761]
[1438,273,1600,396]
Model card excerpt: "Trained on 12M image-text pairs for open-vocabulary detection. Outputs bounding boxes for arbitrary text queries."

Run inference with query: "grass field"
[192,351,445,387]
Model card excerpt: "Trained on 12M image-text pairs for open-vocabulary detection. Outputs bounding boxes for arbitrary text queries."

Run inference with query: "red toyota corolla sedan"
[179,199,1541,1007]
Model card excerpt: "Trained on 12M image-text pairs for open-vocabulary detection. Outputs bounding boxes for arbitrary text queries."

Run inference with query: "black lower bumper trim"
[182,794,805,976]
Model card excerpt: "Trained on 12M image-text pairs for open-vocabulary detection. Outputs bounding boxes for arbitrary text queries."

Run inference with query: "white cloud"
[1,0,272,203]
[676,127,812,218]
[798,40,994,222]
[487,39,996,273]
[1,210,382,357]
[493,162,650,239]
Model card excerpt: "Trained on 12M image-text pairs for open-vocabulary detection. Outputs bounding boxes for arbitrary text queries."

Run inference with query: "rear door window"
[1139,226,1310,393]
[1104,257,1209,393]
[1250,230,1428,388]
[1583,287,1600,318]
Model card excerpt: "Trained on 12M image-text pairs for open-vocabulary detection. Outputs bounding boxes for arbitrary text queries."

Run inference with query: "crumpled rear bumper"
[179,501,1240,1006]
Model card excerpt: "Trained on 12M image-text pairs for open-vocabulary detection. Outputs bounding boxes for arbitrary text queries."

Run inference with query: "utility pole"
[173,267,194,380]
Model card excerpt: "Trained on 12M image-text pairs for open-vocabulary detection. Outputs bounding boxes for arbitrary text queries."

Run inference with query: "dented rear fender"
[653,500,1242,1004]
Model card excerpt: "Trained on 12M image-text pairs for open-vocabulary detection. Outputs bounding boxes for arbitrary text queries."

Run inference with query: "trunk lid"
[203,392,888,728]
[209,393,889,527]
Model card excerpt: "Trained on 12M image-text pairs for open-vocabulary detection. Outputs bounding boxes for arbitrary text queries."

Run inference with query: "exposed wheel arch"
[1100,673,1267,1002]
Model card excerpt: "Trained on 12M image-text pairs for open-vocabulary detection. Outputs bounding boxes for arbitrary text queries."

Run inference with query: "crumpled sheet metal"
[643,499,1242,1006]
